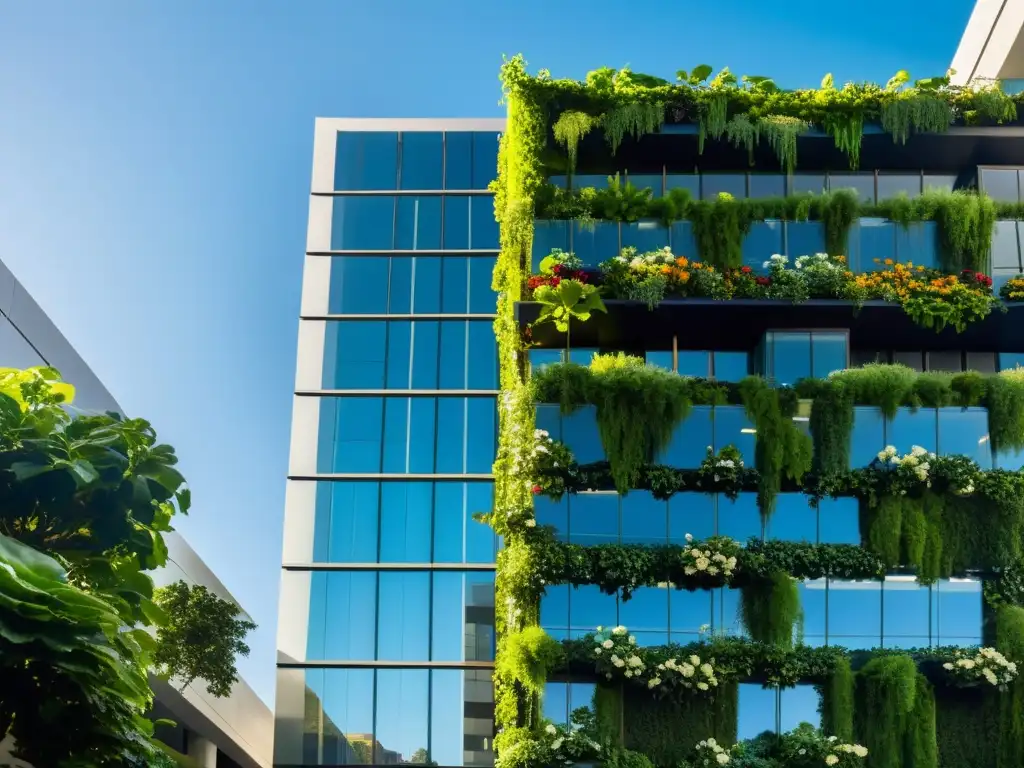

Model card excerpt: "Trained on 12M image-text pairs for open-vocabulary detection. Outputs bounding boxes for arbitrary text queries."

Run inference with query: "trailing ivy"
[903,674,939,768]
[810,380,854,476]
[819,656,855,742]
[602,102,665,155]
[551,110,599,175]
[855,655,919,768]
[881,94,953,144]
[761,114,810,172]
[498,626,564,696]
[997,605,1024,768]
[738,377,812,517]
[739,572,802,647]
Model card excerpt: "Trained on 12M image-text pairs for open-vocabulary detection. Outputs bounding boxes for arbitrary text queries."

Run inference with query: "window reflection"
[375,670,429,763]
[738,684,777,740]
[313,482,379,562]
[818,497,860,545]
[431,669,495,766]
[377,572,430,660]
[881,577,930,649]
[335,132,398,190]
[937,408,991,467]
[331,197,396,250]
[668,492,716,544]
[305,571,377,660]
[887,408,937,454]
[827,580,881,648]
[619,586,669,642]
[800,580,827,646]
[678,350,711,377]
[432,572,496,662]
[767,494,816,542]
[323,321,386,389]
[621,492,668,544]
[658,406,713,466]
[670,588,714,639]
[715,586,748,638]
[570,585,616,630]
[935,579,982,645]
[981,168,1020,202]
[569,494,618,545]
[780,685,821,732]
[400,132,443,190]
[379,483,432,562]
[540,584,570,631]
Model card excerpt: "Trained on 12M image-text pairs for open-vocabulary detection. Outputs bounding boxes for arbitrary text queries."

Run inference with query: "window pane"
[666,174,700,197]
[812,332,848,378]
[396,197,442,250]
[791,174,826,195]
[276,668,374,765]
[877,174,922,200]
[749,174,785,198]
[532,221,571,271]
[928,351,962,372]
[573,221,618,267]
[895,222,939,269]
[818,497,860,545]
[433,481,497,563]
[718,493,761,541]
[466,397,496,473]
[379,482,431,562]
[621,220,669,251]
[471,132,499,189]
[702,174,746,199]
[445,132,473,189]
[966,352,996,374]
[991,221,1020,271]
[562,406,603,464]
[646,351,674,370]
[936,579,982,644]
[851,406,885,468]
[801,580,827,646]
[743,221,783,269]
[676,350,710,377]
[786,221,826,256]
[853,219,895,272]
[828,580,881,648]
[467,322,498,389]
[830,174,875,203]
[981,168,1019,202]
[468,256,499,313]
[331,197,395,250]
[669,492,716,543]
[738,684,777,740]
[619,586,669,637]
[471,197,500,249]
[400,132,443,190]
[767,494,816,542]
[570,584,616,630]
[377,572,430,660]
[766,331,811,386]
[442,256,470,312]
[307,571,378,660]
[882,578,930,649]
[328,257,390,313]
[323,321,387,388]
[431,670,494,767]
[432,572,495,661]
[543,681,569,725]
[670,588,714,639]
[658,405,712,466]
[569,493,618,545]
[937,408,991,467]
[444,197,471,250]
[892,350,924,371]
[541,584,570,630]
[714,406,756,458]
[313,482,379,562]
[627,173,663,196]
[888,407,937,454]
[318,397,383,472]
[382,397,436,473]
[923,175,956,194]
[714,352,749,382]
[335,132,398,190]
[621,491,667,544]
[780,685,821,732]
[375,670,429,763]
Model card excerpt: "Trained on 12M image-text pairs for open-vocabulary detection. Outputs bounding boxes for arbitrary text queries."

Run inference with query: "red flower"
[756,276,772,286]
[552,264,565,275]
[741,266,752,274]
[531,485,542,495]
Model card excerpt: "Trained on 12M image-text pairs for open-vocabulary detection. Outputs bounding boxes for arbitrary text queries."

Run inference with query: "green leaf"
[691,64,713,83]
[557,279,585,307]
[141,596,170,626]
[538,255,560,275]
[821,73,834,89]
[886,70,910,91]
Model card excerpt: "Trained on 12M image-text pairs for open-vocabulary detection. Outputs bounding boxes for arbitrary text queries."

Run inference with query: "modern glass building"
[275,119,506,768]
[278,34,1024,767]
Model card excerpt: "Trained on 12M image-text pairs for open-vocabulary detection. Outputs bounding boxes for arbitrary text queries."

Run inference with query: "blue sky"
[0,0,976,707]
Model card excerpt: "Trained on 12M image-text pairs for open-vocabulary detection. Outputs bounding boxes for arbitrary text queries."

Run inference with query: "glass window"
[532,221,571,271]
[670,221,699,256]
[850,406,885,468]
[742,222,784,269]
[646,351,674,370]
[442,257,471,313]
[854,219,896,272]
[379,482,431,562]
[383,397,435,473]
[621,221,670,252]
[935,579,982,645]
[980,168,1019,202]
[445,132,473,189]
[851,350,885,367]
[678,350,711,377]
[658,405,712,466]
[542,681,570,725]
[767,494,815,542]
[569,493,618,545]
[313,482,379,562]
[714,406,756,457]
[328,257,390,313]
[400,132,443,190]
[812,332,848,378]
[923,174,957,193]
[627,173,663,196]
[385,320,438,388]
[887,407,937,454]
[469,256,499,313]
[877,174,922,200]
[966,352,997,374]
[573,221,619,267]
[738,684,777,740]
[666,174,700,197]
[467,398,497,474]
[432,572,495,662]
[535,494,568,540]
[670,588,714,640]
[396,196,442,250]
[927,351,962,372]
[331,197,395,250]
[277,668,375,765]
[818,497,860,545]
[702,174,746,199]
[619,586,669,640]
[323,321,387,388]
[938,408,991,467]
[562,406,603,465]
[444,196,471,250]
[541,584,570,631]
[431,670,495,766]
[534,403,562,438]
[882,578,930,649]
[718,493,762,542]
[991,221,1021,271]
[433,481,497,563]
[570,584,616,630]
[388,255,443,313]
[827,580,881,648]
[306,571,378,660]
[318,397,383,472]
[801,580,827,646]
[780,685,822,732]
[669,492,716,543]
[785,222,826,257]
[714,351,749,382]
[765,331,811,386]
[791,174,826,195]
[892,351,923,371]
[375,670,429,763]
[471,132,499,189]
[829,173,875,203]
[621,492,667,544]
[749,174,786,198]
[716,586,747,638]
[471,197,500,249]
[573,174,611,190]
[335,131,398,190]
[377,572,430,660]
[1001,353,1024,371]
[895,222,939,269]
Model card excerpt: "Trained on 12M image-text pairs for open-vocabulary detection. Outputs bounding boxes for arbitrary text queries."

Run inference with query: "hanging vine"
[823,113,865,169]
[552,110,600,175]
[760,115,809,173]
[602,102,664,154]
[881,94,952,144]
[724,113,758,163]
[698,90,729,153]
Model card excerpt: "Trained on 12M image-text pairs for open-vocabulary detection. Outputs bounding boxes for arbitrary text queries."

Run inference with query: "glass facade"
[278,126,502,768]
[282,122,1023,766]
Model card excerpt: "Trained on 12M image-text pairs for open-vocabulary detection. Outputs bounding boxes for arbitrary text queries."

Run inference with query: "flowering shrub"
[868,446,980,496]
[1000,274,1024,301]
[529,428,576,502]
[591,626,722,695]
[529,249,999,331]
[688,737,731,766]
[681,533,740,583]
[773,726,868,768]
[540,720,602,765]
[941,647,1018,688]
[698,444,745,494]
[527,248,590,293]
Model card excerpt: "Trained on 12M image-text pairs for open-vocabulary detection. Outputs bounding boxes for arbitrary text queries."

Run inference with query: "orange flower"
[661,266,673,275]
[836,255,846,263]
[676,256,689,268]
[884,258,894,266]
[678,271,690,282]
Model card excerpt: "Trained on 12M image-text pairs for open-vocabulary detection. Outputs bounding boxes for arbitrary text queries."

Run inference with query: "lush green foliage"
[996,606,1024,767]
[153,581,256,698]
[0,532,171,767]
[739,572,802,647]
[497,626,564,695]
[854,655,919,768]
[819,657,855,743]
[537,185,1017,275]
[622,683,737,766]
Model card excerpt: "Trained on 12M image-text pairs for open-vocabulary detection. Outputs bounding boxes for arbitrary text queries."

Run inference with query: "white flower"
[525,518,537,527]
[696,557,710,571]
[647,677,662,689]
[959,659,976,669]
[911,445,927,456]
[628,635,637,645]
[697,682,709,691]
[690,655,701,665]
[545,724,556,735]
[685,533,694,542]
[825,756,839,766]
[594,648,602,656]
[613,625,628,636]
[684,566,697,575]
[716,754,729,766]
[551,738,563,751]
[943,662,954,670]
[624,670,632,678]
[701,663,714,677]
[708,566,719,575]
[853,745,868,757]
[713,553,727,563]
[612,656,624,668]
[629,257,643,269]
[828,736,837,743]
[681,663,695,677]
[602,639,614,649]
[699,624,710,634]
[628,655,643,668]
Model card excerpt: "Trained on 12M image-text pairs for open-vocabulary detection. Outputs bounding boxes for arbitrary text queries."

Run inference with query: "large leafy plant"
[533,278,606,334]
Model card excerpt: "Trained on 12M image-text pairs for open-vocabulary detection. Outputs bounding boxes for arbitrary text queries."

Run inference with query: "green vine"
[602,102,664,154]
[760,114,809,172]
[698,90,729,154]
[928,189,997,273]
[724,113,758,163]
[855,655,919,768]
[739,571,802,647]
[881,94,953,144]
[997,605,1024,767]
[552,110,600,176]
[819,656,855,742]
[824,113,865,169]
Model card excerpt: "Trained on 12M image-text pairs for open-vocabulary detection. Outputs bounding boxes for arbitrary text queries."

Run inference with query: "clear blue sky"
[0,0,976,708]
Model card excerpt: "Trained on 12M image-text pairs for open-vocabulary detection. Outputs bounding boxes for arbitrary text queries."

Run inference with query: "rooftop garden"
[488,57,1024,768]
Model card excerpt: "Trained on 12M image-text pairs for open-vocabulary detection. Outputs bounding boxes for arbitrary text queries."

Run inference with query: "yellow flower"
[917,265,925,272]
[884,258,894,266]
